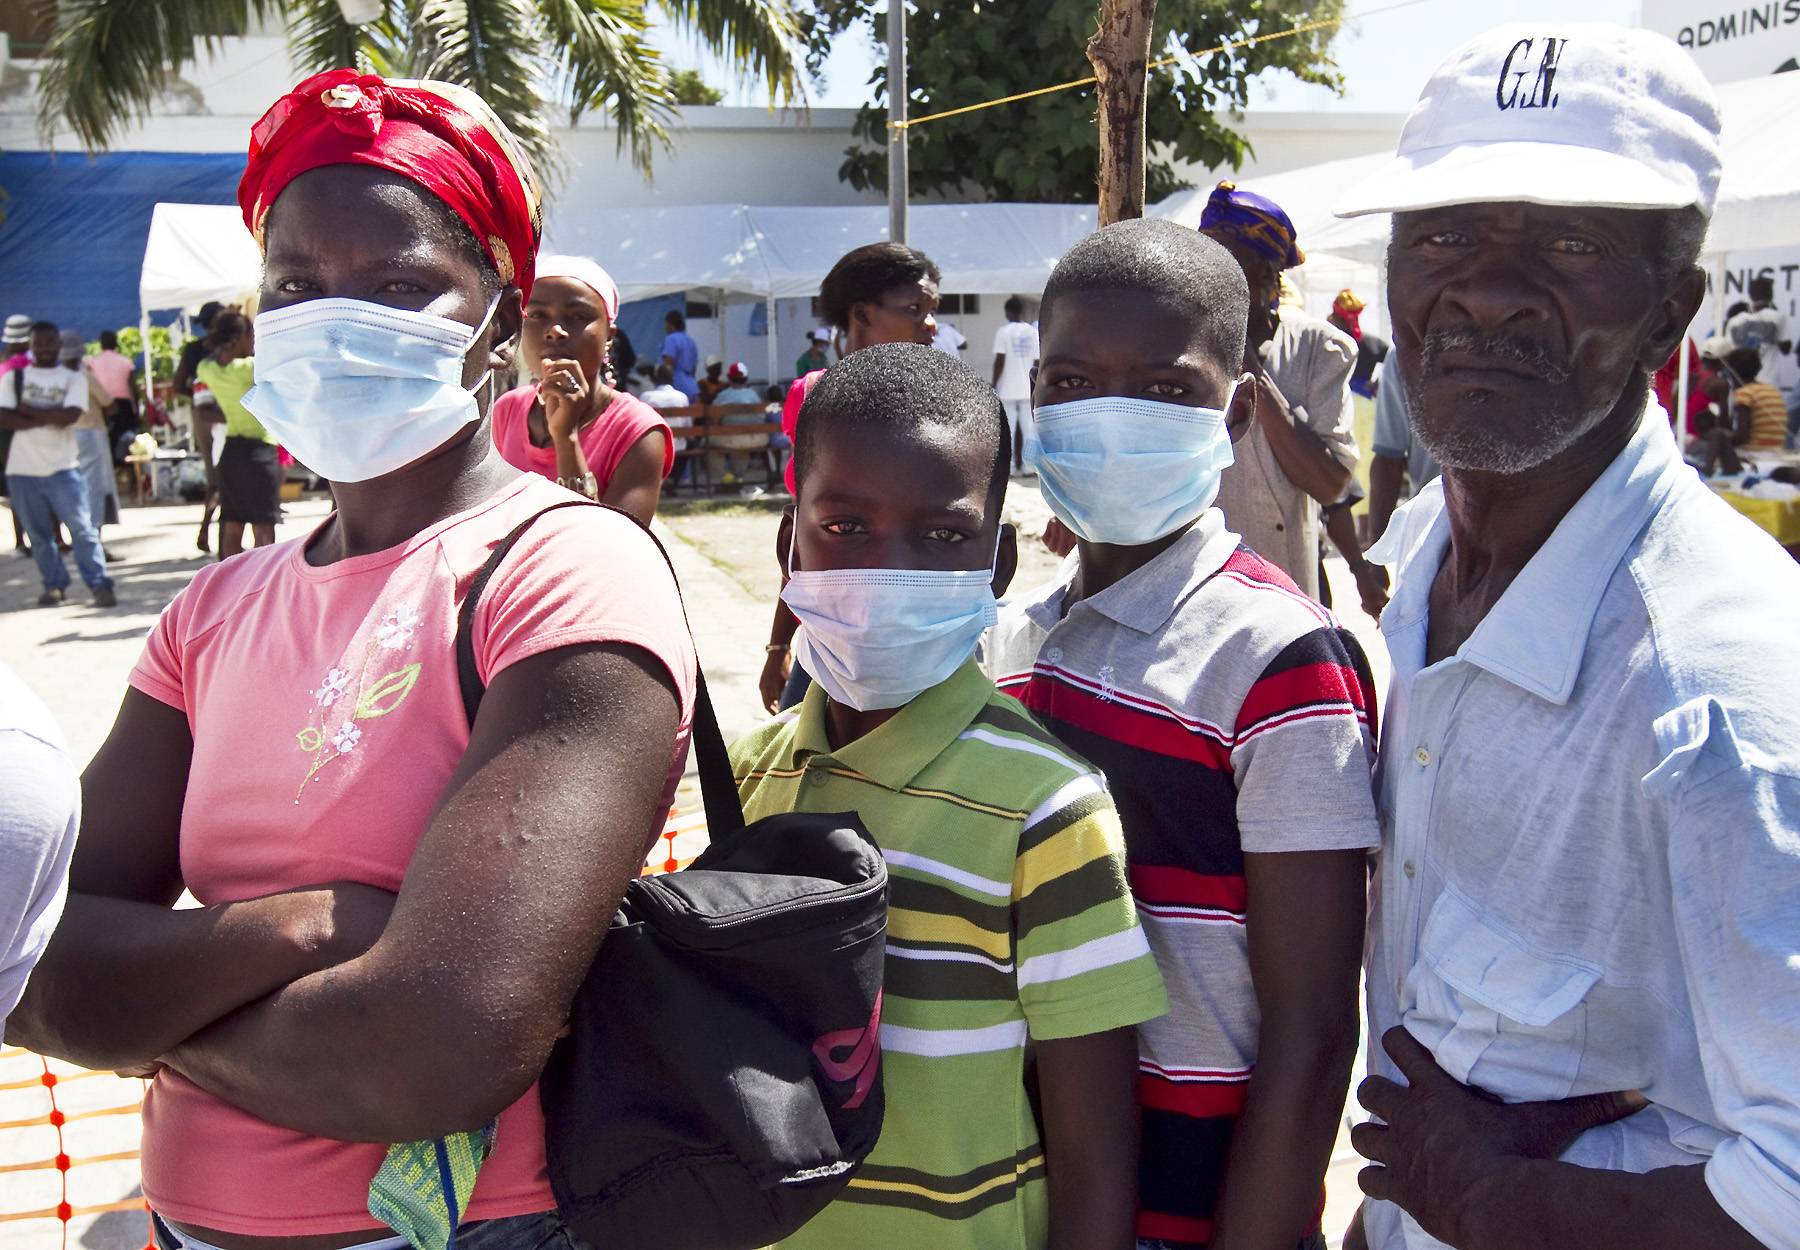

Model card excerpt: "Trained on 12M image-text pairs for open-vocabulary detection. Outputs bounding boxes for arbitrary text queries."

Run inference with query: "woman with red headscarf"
[9,71,696,1250]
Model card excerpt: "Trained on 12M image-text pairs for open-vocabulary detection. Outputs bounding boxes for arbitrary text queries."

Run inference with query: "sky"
[657,0,1642,113]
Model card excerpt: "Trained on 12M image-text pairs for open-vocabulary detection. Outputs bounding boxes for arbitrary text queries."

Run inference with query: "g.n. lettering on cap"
[1335,23,1723,219]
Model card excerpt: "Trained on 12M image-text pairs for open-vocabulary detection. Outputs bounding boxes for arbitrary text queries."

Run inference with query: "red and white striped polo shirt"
[984,510,1380,1248]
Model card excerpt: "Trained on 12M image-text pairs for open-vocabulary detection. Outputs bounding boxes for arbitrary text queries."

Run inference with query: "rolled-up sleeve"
[1654,698,1800,1249]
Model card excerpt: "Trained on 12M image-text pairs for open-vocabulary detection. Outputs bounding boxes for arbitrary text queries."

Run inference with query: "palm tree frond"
[36,0,280,149]
[408,0,555,173]
[538,0,676,175]
[655,0,803,105]
[287,0,408,74]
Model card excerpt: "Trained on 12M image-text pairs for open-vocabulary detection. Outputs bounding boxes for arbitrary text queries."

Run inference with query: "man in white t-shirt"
[1724,275,1799,442]
[1,322,114,607]
[932,318,968,357]
[641,362,695,484]
[991,297,1040,472]
[0,660,79,1037]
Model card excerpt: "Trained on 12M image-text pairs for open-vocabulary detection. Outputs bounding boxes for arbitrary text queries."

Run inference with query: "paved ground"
[0,481,1388,1247]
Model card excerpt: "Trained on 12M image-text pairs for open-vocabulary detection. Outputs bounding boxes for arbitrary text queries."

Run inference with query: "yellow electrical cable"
[889,0,1433,132]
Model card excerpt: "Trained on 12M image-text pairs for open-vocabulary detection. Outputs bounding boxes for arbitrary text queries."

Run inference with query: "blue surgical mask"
[781,537,1000,712]
[1026,392,1237,545]
[244,296,499,483]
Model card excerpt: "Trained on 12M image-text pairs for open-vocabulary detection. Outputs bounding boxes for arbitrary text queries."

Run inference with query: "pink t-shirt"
[127,473,696,1237]
[492,383,673,488]
[781,369,827,492]
[88,349,135,401]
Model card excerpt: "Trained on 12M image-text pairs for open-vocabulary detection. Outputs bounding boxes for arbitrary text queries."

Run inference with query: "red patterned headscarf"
[239,69,543,297]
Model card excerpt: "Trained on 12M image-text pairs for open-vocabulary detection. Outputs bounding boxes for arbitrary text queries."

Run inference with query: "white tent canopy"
[545,202,1099,304]
[140,202,262,314]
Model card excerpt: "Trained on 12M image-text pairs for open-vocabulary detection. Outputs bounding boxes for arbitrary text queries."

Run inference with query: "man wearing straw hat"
[1338,22,1800,1250]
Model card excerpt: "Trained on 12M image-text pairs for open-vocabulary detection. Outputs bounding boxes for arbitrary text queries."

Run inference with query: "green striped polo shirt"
[731,660,1168,1249]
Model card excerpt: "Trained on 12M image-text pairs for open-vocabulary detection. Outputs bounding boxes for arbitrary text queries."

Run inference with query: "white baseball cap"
[3,314,30,345]
[1335,23,1722,219]
[809,327,833,343]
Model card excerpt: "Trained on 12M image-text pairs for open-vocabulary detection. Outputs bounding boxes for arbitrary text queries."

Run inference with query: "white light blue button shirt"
[1364,404,1800,1250]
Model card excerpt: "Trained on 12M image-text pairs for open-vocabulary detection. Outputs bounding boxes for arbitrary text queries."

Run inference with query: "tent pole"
[766,293,779,387]
[140,312,153,428]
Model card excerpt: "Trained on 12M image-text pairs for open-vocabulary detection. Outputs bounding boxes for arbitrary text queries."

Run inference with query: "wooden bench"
[658,403,788,494]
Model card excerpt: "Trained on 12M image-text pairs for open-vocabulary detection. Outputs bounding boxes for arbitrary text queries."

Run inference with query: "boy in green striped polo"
[732,343,1168,1250]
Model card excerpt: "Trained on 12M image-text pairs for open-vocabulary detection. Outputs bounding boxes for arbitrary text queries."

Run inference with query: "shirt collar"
[788,659,996,792]
[1027,511,1241,636]
[1393,399,1684,704]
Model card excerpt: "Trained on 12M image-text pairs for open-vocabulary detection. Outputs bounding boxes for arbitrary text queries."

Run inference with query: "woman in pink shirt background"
[490,254,671,524]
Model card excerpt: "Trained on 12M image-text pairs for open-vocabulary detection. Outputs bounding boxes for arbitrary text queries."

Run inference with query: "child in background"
[986,220,1379,1250]
[733,343,1168,1250]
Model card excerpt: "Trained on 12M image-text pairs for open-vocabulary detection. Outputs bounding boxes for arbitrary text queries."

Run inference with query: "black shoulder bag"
[456,500,887,1250]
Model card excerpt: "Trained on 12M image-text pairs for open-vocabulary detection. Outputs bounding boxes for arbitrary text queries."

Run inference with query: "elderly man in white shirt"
[1338,23,1800,1250]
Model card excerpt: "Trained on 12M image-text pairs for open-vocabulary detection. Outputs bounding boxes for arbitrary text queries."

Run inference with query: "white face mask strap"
[464,293,504,397]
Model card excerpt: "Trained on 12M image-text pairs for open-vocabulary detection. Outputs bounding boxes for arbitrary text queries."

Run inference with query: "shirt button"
[1414,746,1431,766]
[808,769,826,786]
[1403,860,1417,879]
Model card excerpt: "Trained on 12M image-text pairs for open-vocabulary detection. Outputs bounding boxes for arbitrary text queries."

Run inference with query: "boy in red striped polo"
[985,219,1379,1250]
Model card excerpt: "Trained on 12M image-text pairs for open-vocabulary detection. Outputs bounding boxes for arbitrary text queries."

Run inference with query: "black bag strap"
[454,498,747,840]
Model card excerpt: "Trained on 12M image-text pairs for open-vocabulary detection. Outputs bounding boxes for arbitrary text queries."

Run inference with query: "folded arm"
[6,691,383,1069]
[161,641,680,1143]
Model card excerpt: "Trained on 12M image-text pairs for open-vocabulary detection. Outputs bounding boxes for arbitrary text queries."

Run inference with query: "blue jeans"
[8,468,109,593]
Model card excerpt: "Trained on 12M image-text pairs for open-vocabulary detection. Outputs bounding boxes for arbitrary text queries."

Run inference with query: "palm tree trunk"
[1087,0,1157,227]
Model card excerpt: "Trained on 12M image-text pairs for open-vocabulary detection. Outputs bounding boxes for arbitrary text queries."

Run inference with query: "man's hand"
[1352,1027,1647,1248]
[1352,560,1390,620]
[759,649,791,715]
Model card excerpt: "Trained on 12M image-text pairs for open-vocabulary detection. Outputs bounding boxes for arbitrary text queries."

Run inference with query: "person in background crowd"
[1365,367,1440,547]
[3,314,33,556]
[737,343,1167,1250]
[609,324,637,393]
[992,219,1380,1250]
[640,362,694,480]
[931,315,967,356]
[1724,275,1794,406]
[0,660,79,1038]
[1335,25,1800,1250]
[90,329,139,443]
[1201,181,1359,601]
[1652,338,1713,433]
[659,308,701,402]
[174,301,227,554]
[759,241,943,714]
[1329,289,1390,400]
[993,295,1040,474]
[195,312,280,559]
[765,382,792,482]
[491,253,671,524]
[707,361,766,487]
[7,68,695,1250]
[2,322,114,607]
[697,355,728,404]
[62,330,120,559]
[796,327,832,375]
[1693,345,1789,476]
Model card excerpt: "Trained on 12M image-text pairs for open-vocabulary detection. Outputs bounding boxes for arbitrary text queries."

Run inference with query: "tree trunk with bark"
[1088,0,1159,226]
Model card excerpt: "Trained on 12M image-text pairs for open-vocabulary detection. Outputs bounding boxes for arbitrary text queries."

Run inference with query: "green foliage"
[111,325,180,386]
[39,0,804,178]
[804,0,1345,203]
[671,67,727,104]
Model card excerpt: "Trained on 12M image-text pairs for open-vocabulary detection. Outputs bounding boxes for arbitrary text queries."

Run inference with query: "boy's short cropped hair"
[794,341,1011,508]
[1039,219,1251,370]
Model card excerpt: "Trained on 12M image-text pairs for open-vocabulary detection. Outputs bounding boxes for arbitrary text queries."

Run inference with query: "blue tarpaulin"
[0,151,245,336]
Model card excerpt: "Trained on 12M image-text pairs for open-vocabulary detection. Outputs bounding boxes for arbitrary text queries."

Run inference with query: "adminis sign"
[1642,0,1800,83]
